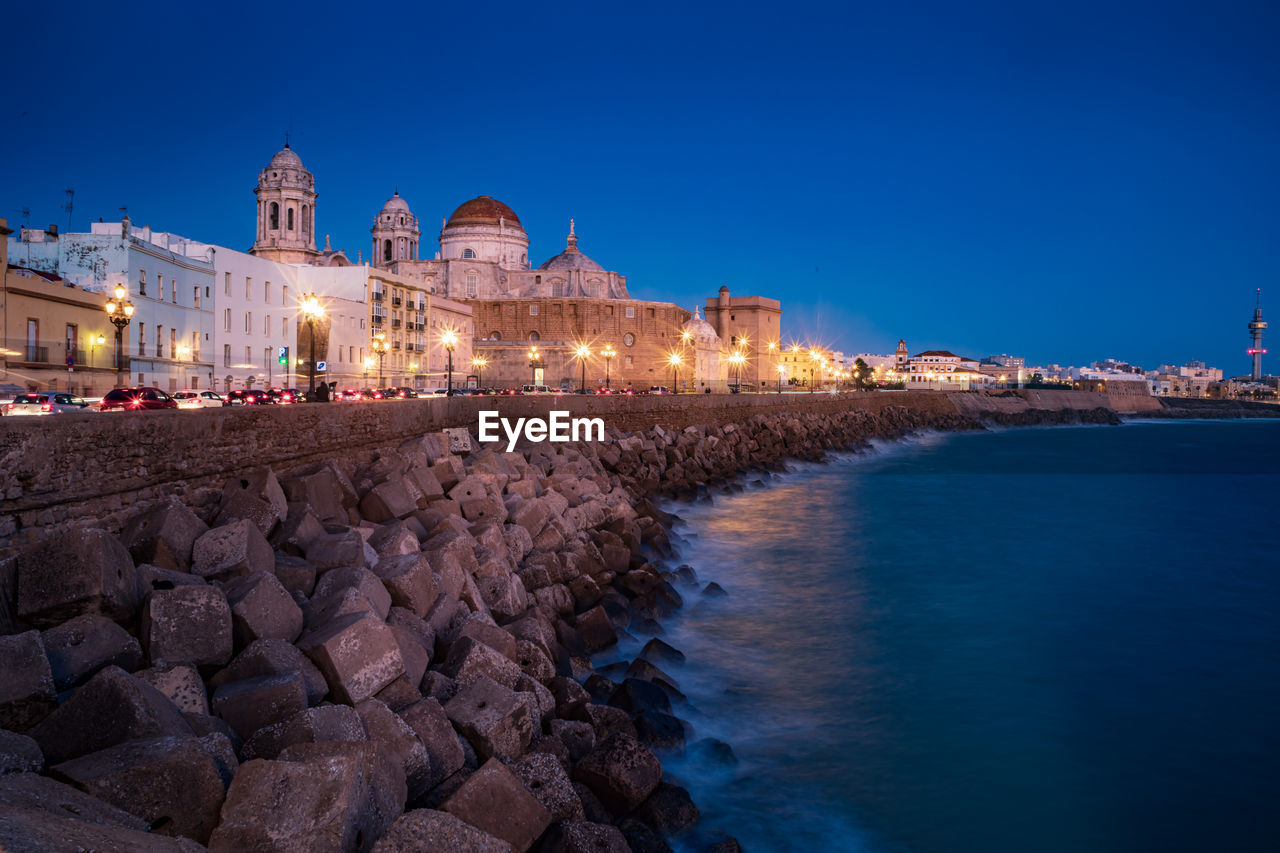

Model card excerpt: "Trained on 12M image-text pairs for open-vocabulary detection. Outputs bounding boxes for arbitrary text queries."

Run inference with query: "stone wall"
[0,389,1124,543]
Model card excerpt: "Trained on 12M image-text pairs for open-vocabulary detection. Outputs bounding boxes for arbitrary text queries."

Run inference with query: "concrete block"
[50,734,226,843]
[212,671,308,741]
[279,741,405,844]
[198,731,239,788]
[442,757,551,853]
[634,780,700,835]
[368,522,420,558]
[575,605,618,654]
[388,625,430,689]
[0,631,56,731]
[543,821,631,853]
[141,586,233,668]
[360,480,418,523]
[510,751,584,822]
[281,467,349,524]
[357,698,432,801]
[119,497,209,572]
[397,698,464,793]
[573,734,663,816]
[406,464,445,503]
[0,727,43,774]
[372,808,511,853]
[444,676,534,763]
[273,552,317,596]
[192,519,273,583]
[223,571,304,645]
[476,572,528,623]
[270,502,327,557]
[442,635,524,690]
[458,619,519,663]
[310,566,392,623]
[422,529,478,599]
[16,527,142,628]
[304,529,372,572]
[28,666,191,765]
[211,638,328,706]
[551,719,596,763]
[216,469,287,537]
[134,665,209,715]
[298,610,405,705]
[372,553,438,618]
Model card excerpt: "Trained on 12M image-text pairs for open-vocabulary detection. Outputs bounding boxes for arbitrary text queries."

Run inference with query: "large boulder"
[0,631,56,731]
[441,758,551,853]
[572,734,663,817]
[372,809,511,853]
[297,611,405,705]
[119,497,209,572]
[223,571,304,645]
[41,614,143,691]
[444,676,534,763]
[141,586,233,668]
[192,519,273,583]
[16,528,141,628]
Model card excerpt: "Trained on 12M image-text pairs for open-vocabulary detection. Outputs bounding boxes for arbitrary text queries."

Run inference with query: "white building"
[7,219,215,392]
[907,349,996,390]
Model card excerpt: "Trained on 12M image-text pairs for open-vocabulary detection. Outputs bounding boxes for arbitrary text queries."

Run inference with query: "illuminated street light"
[300,292,324,393]
[104,283,134,388]
[601,344,617,388]
[528,346,541,384]
[472,355,488,388]
[372,332,389,388]
[575,344,591,393]
[442,329,458,394]
[668,351,683,393]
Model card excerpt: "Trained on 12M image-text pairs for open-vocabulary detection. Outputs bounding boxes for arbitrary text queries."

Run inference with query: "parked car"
[361,389,385,400]
[226,389,273,406]
[3,392,92,415]
[265,388,300,405]
[99,387,178,412]
[384,387,419,399]
[648,386,671,395]
[173,390,226,409]
[499,387,523,396]
[335,388,363,402]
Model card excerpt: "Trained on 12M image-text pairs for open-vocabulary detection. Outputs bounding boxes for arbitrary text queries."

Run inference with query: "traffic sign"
[316,361,327,372]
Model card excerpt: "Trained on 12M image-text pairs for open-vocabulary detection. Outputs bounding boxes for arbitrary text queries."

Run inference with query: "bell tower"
[251,141,319,264]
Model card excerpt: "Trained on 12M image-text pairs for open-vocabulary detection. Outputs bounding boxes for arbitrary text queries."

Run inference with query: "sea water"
[626,420,1280,852]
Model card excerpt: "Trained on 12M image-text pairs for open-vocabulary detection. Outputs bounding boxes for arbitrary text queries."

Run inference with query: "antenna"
[63,188,74,231]
[119,206,128,219]
[15,207,30,226]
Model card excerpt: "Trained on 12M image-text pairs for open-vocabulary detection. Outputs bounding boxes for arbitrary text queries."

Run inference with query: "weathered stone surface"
[134,665,209,715]
[387,626,429,689]
[223,571,304,645]
[199,730,239,787]
[635,781,699,836]
[575,605,618,654]
[0,728,43,774]
[273,552,317,596]
[609,678,673,717]
[442,757,551,853]
[633,710,687,753]
[244,703,369,760]
[639,637,685,666]
[306,530,378,573]
[445,675,534,763]
[442,635,524,690]
[141,585,233,668]
[618,817,675,853]
[119,497,209,572]
[278,741,406,847]
[360,480,418,523]
[510,751,584,822]
[422,529,478,599]
[550,719,596,763]
[50,734,226,843]
[372,808,512,852]
[549,677,591,721]
[573,734,663,816]
[0,631,56,732]
[28,666,191,765]
[544,821,632,853]
[212,671,308,741]
[281,467,349,525]
[216,471,287,537]
[357,698,432,800]
[398,698,464,793]
[371,553,437,618]
[16,527,141,628]
[458,619,520,663]
[41,614,143,691]
[476,573,529,622]
[270,502,328,557]
[311,566,393,623]
[192,518,273,582]
[211,638,328,705]
[297,610,405,705]
[0,770,146,830]
[368,523,419,558]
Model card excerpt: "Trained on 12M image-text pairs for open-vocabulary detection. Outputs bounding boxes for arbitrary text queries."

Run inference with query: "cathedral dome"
[446,196,523,229]
[380,192,412,215]
[268,145,305,171]
[538,220,603,271]
[686,307,719,342]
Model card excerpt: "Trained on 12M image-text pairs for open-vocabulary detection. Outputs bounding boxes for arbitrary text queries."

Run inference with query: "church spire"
[566,218,578,252]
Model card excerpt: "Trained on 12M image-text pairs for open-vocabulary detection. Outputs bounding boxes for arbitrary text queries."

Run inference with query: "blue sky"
[4,1,1278,373]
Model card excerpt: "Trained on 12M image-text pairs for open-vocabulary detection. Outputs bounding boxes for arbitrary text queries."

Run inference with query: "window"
[264,281,271,304]
[282,285,288,306]
[224,344,231,367]
[65,323,76,363]
[462,248,477,259]
[246,277,252,299]
[529,331,540,342]
[282,317,288,338]
[265,315,271,337]
[490,331,501,341]
[170,329,176,360]
[245,312,252,333]
[193,286,201,308]
[224,309,231,332]
[171,279,177,304]
[137,323,146,355]
[156,326,164,359]
[384,240,392,262]
[466,274,478,298]
[302,206,310,235]
[529,304,539,316]
[139,270,147,296]
[157,275,164,302]
[625,306,635,319]
[287,207,294,231]
[264,348,271,370]
[625,356,633,365]
[623,333,636,347]
[270,202,279,230]
[191,331,199,362]
[224,272,230,295]
[245,347,251,365]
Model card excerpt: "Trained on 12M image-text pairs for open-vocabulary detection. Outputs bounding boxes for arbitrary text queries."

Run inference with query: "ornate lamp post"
[601,344,616,389]
[527,346,541,385]
[728,351,745,392]
[300,293,324,393]
[574,344,590,392]
[777,363,786,393]
[471,355,488,389]
[372,332,389,388]
[363,356,375,385]
[668,352,682,393]
[104,283,134,388]
[442,329,457,394]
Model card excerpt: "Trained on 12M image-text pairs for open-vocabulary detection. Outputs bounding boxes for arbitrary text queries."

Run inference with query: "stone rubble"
[0,404,1011,851]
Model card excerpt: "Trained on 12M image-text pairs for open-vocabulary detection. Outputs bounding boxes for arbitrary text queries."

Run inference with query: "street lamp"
[728,351,745,392]
[527,345,541,385]
[104,283,134,388]
[471,355,488,389]
[300,292,324,393]
[777,363,786,393]
[442,329,457,394]
[363,356,375,385]
[668,352,682,393]
[601,344,616,388]
[574,344,591,393]
[92,334,105,370]
[372,332,389,388]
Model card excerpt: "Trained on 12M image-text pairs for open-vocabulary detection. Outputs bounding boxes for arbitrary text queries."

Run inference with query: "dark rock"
[372,808,512,852]
[571,781,611,825]
[608,678,672,716]
[444,675,534,763]
[297,610,405,705]
[639,638,685,666]
[273,553,317,596]
[542,821,631,853]
[635,781,699,835]
[398,698,464,793]
[550,719,596,763]
[690,737,738,766]
[210,638,328,706]
[441,757,551,853]
[134,665,209,715]
[618,817,674,853]
[357,698,433,801]
[119,497,209,573]
[574,605,617,654]
[141,585,233,668]
[583,704,637,744]
[572,733,663,817]
[633,710,687,753]
[223,571,304,645]
[442,635,523,690]
[192,518,273,582]
[509,751,583,822]
[371,553,437,618]
[0,728,43,774]
[42,614,144,691]
[702,582,727,597]
[16,527,142,628]
[212,671,307,742]
[583,673,618,705]
[0,631,56,731]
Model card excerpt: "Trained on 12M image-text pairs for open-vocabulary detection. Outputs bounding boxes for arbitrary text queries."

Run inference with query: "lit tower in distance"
[1247,288,1267,380]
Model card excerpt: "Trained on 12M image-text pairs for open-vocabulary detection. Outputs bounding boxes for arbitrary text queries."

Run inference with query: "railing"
[22,346,49,362]
[372,292,384,302]
[392,297,402,307]
[392,341,401,350]
[392,319,402,328]
[372,315,384,326]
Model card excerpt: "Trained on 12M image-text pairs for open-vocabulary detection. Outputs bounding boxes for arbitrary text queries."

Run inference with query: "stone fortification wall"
[0,390,1119,541]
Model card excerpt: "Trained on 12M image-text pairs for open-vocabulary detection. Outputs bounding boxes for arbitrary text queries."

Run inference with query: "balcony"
[392,319,402,328]
[372,291,384,302]
[20,345,48,363]
[415,322,425,331]
[372,315,384,326]
[392,341,401,350]
[392,297,402,307]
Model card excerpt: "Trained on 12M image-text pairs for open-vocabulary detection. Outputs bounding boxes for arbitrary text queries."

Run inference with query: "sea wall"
[0,390,1125,542]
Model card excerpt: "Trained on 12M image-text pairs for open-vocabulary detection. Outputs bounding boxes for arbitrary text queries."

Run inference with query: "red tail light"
[41,402,52,412]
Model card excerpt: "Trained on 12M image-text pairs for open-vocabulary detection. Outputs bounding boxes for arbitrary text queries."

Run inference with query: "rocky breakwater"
[0,401,1070,853]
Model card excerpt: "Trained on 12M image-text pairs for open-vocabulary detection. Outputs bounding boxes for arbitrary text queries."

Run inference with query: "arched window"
[399,216,404,225]
[489,331,501,341]
[528,331,540,342]
[462,248,477,259]
[287,208,294,231]
[384,240,392,262]
[623,333,636,347]
[302,205,310,235]
[269,202,279,230]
